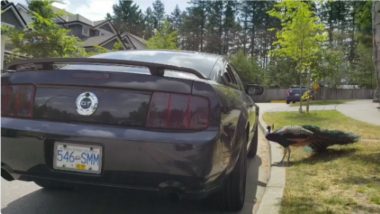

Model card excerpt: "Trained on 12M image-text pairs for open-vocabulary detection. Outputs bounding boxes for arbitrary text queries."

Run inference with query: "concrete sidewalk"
[337,100,380,126]
[258,99,380,126]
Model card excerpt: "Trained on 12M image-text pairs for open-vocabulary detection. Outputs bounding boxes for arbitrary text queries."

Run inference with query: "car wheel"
[286,100,290,104]
[34,180,73,190]
[247,126,258,158]
[217,137,247,211]
[292,101,296,103]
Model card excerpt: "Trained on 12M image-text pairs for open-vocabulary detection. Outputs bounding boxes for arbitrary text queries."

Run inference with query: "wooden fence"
[253,88,374,102]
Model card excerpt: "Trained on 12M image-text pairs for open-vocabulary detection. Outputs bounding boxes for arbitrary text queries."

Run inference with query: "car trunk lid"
[2,69,195,128]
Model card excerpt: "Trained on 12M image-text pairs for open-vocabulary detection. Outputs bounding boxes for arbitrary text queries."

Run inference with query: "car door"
[228,64,258,145]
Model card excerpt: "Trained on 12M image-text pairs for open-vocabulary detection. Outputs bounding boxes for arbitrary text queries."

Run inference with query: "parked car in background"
[286,86,310,104]
[1,50,263,211]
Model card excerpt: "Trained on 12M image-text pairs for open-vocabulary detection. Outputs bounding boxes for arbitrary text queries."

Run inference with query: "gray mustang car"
[1,50,262,211]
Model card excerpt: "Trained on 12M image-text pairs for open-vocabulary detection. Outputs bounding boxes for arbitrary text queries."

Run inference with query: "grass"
[289,99,348,106]
[263,110,380,214]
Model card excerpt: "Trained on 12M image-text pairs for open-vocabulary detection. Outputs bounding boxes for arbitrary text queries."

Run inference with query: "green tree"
[356,1,372,46]
[350,44,375,88]
[320,1,348,47]
[192,0,207,51]
[146,20,178,50]
[85,45,109,56]
[170,5,182,31]
[143,7,155,39]
[239,1,251,55]
[2,0,85,58]
[315,48,347,88]
[264,58,298,87]
[204,1,223,54]
[109,0,144,36]
[152,0,165,29]
[180,1,207,51]
[223,1,237,53]
[230,50,263,84]
[238,1,278,65]
[269,0,327,113]
[112,40,124,50]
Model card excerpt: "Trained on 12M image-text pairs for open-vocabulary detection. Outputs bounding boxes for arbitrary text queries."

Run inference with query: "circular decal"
[76,92,98,116]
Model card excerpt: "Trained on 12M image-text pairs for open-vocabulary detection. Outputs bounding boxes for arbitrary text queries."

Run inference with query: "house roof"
[121,32,147,50]
[83,33,115,47]
[126,32,147,44]
[94,20,107,27]
[1,1,28,29]
[61,13,93,26]
[55,7,110,28]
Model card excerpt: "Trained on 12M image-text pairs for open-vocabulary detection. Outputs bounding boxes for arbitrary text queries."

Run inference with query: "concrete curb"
[255,114,286,214]
[251,127,271,214]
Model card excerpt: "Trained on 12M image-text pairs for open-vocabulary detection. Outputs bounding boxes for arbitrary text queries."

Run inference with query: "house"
[1,1,28,68]
[14,2,146,51]
[1,0,146,68]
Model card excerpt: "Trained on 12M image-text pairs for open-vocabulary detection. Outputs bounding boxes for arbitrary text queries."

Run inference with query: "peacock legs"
[280,147,291,165]
[280,147,288,163]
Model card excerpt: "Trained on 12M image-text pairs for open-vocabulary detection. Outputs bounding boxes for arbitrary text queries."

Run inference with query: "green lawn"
[289,99,348,106]
[263,110,380,214]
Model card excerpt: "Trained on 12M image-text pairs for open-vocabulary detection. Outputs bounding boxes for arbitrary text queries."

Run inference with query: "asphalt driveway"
[1,131,270,214]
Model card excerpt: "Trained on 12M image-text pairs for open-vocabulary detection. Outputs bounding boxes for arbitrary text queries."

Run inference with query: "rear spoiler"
[6,58,207,79]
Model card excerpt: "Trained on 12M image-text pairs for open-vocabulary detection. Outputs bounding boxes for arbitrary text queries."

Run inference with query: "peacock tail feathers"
[301,125,360,152]
[266,125,360,153]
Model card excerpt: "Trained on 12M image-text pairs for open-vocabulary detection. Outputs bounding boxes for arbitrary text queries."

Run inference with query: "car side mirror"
[246,84,264,96]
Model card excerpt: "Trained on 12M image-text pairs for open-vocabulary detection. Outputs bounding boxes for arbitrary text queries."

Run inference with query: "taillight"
[1,84,35,118]
[146,92,209,130]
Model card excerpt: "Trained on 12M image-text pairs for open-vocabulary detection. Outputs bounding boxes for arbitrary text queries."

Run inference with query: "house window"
[82,26,89,36]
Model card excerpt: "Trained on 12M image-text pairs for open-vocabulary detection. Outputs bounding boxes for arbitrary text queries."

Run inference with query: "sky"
[11,0,188,21]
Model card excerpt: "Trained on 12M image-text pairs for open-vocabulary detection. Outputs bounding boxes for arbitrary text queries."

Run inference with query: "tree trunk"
[299,74,303,113]
[349,4,356,63]
[306,69,312,113]
[373,1,380,102]
[328,9,333,47]
[250,27,255,57]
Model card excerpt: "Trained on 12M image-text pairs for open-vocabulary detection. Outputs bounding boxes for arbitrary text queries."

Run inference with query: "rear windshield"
[290,88,307,92]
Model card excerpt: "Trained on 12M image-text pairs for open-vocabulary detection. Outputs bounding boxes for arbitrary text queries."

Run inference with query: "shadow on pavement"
[2,156,261,214]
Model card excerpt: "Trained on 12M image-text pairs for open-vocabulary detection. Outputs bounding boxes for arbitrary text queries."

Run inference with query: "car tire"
[247,126,258,158]
[217,137,247,211]
[286,100,290,104]
[34,180,73,190]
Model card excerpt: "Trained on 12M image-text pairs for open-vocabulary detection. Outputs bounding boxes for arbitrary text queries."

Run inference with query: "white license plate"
[53,142,102,174]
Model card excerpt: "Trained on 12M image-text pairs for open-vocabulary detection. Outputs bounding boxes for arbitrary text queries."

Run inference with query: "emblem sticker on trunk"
[76,92,98,116]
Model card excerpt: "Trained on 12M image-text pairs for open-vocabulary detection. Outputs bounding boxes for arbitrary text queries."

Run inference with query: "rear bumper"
[1,117,226,197]
[286,96,301,102]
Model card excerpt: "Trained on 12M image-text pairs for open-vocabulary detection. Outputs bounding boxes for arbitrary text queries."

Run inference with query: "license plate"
[53,142,102,174]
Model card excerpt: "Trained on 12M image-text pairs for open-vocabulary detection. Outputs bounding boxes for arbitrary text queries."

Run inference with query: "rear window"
[291,89,300,93]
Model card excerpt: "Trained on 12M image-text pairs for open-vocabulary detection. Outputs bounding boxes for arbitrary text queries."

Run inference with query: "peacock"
[265,125,359,164]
